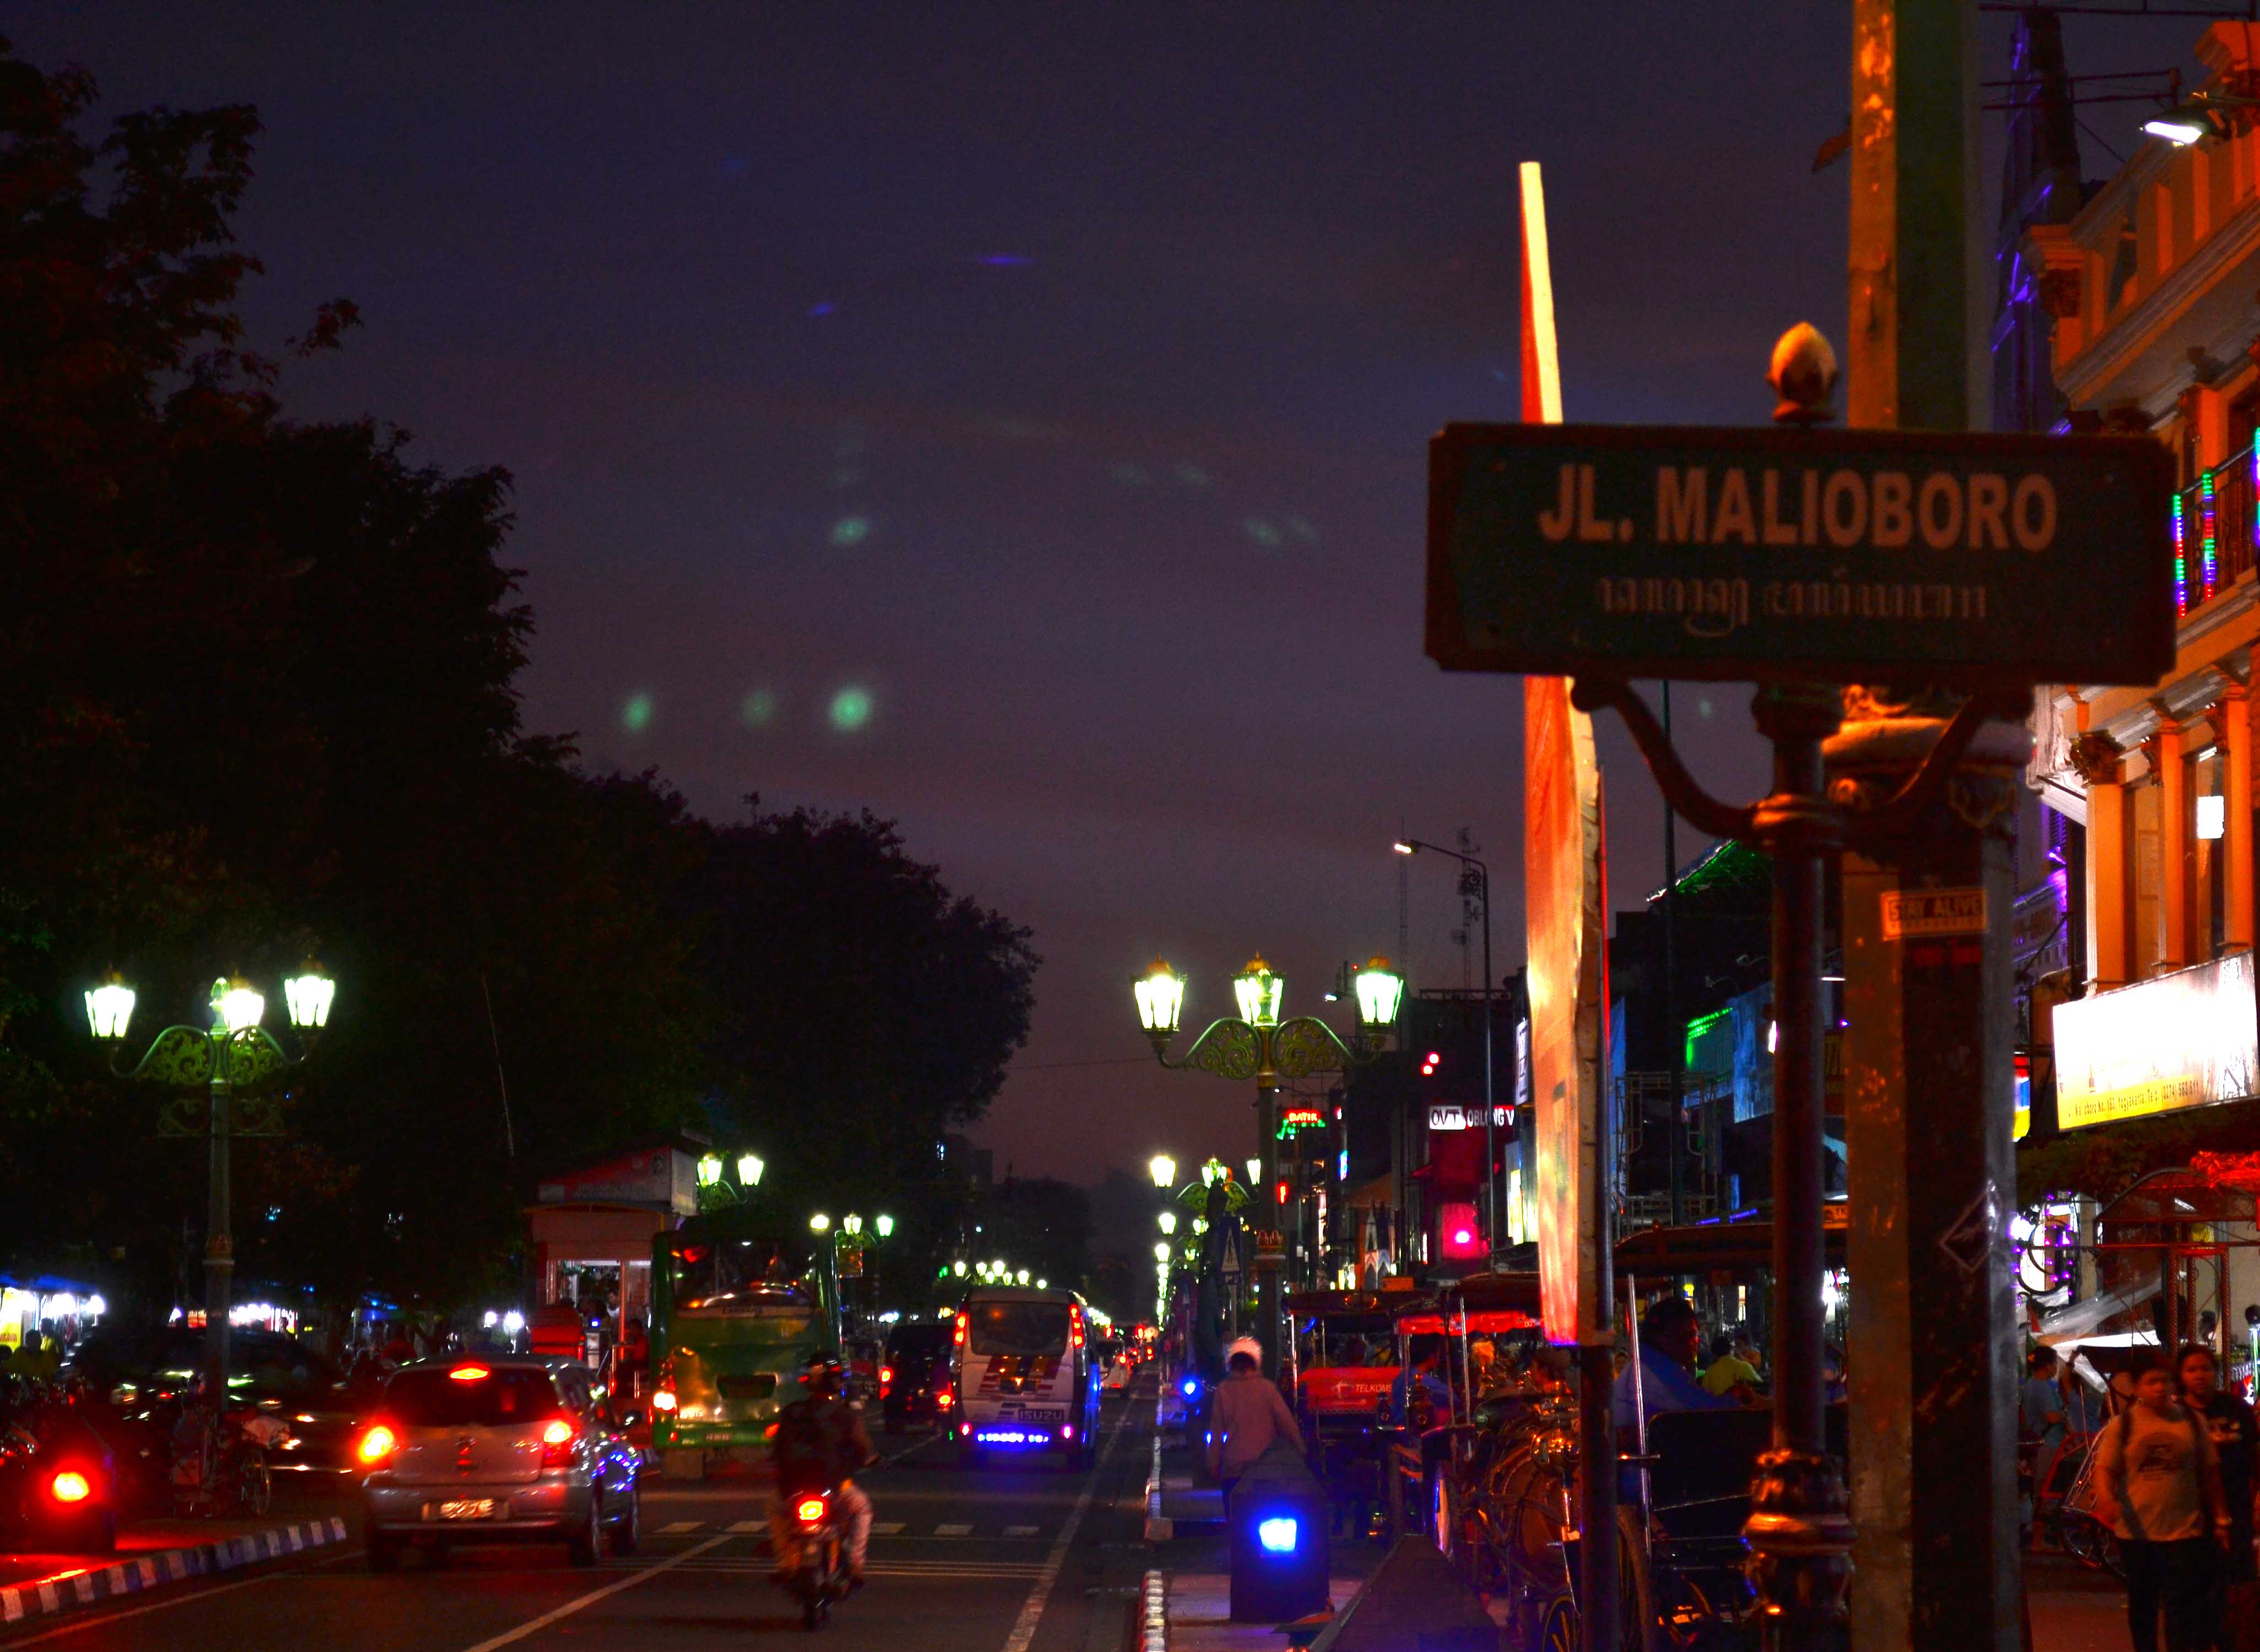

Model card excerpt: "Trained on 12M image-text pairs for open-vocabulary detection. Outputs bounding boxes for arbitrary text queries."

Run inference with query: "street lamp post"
[1394,839,1499,1254]
[88,965,334,1409]
[1134,955,1400,1365]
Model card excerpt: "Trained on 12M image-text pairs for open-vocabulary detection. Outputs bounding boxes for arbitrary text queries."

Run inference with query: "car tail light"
[651,1388,677,1412]
[357,1424,398,1465]
[449,1365,490,1382]
[880,1365,894,1389]
[1069,1307,1084,1350]
[1060,1424,1074,1441]
[937,1390,953,1409]
[540,1418,577,1467]
[50,1470,91,1504]
[795,1496,828,1524]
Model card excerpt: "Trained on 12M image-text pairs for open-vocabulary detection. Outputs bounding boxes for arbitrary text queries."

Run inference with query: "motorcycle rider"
[771,1353,876,1591]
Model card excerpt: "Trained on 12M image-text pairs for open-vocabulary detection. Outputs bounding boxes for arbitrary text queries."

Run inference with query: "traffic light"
[1275,1178,1290,1205]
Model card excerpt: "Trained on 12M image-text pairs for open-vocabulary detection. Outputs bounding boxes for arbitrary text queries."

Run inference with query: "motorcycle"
[779,1488,851,1631]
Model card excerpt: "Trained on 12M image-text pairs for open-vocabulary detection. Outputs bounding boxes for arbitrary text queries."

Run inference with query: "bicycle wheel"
[237,1453,271,1517]
[2061,1512,2121,1578]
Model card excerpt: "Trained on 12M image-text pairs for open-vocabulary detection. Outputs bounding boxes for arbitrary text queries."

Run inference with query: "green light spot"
[1244,518,1281,547]
[828,687,873,732]
[621,693,655,733]
[741,689,778,727]
[830,515,871,547]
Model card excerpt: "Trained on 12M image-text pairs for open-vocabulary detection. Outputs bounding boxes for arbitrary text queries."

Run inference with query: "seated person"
[1702,1333,1765,1403]
[1616,1297,1736,1433]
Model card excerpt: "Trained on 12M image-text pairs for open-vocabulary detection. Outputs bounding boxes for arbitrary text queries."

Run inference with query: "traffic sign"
[1426,422,2175,686]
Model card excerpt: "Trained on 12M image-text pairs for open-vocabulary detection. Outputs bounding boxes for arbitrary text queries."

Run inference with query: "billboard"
[1526,673,1611,1345]
[2054,951,2258,1130]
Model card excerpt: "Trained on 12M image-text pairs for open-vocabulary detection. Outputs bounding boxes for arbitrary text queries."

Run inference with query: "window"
[965,1301,1069,1358]
[666,1238,819,1315]
[386,1368,562,1428]
[2191,745,2227,959]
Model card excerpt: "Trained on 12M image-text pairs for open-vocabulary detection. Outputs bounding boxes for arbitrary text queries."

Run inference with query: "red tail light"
[540,1417,577,1467]
[795,1496,828,1524]
[357,1423,399,1465]
[937,1390,954,1409]
[1069,1306,1084,1350]
[50,1470,91,1504]
[953,1317,966,1347]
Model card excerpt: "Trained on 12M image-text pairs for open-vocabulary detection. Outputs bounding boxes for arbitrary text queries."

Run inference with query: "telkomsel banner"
[1525,674,1611,1345]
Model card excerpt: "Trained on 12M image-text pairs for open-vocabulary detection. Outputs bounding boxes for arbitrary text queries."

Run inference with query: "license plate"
[433,1499,497,1521]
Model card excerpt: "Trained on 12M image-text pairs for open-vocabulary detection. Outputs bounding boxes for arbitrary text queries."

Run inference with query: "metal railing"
[2173,444,2259,616]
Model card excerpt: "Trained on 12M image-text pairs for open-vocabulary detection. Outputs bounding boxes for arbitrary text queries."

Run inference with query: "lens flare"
[828,687,873,732]
[621,693,655,733]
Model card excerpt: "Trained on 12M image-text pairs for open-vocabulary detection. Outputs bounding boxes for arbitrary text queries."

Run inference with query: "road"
[2,1395,1150,1652]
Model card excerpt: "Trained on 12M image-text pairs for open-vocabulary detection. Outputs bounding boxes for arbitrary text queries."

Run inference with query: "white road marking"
[725,1519,764,1534]
[999,1404,1131,1652]
[657,1520,703,1534]
[935,1522,974,1536]
[454,1535,729,1652]
[871,1521,906,1535]
[1004,1525,1039,1537]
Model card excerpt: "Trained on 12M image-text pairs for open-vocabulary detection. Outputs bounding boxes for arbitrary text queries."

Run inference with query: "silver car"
[358,1356,641,1570]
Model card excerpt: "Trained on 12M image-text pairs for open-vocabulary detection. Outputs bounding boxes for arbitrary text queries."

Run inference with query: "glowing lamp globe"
[1148,1154,1176,1189]
[85,974,136,1043]
[696,1155,723,1188]
[283,964,335,1031]
[810,1213,831,1233]
[1232,957,1283,1026]
[212,977,265,1034]
[737,1153,764,1187]
[844,1214,863,1236]
[1354,956,1405,1032]
[1134,960,1185,1037]
[1155,1241,1171,1262]
[1158,1211,1177,1236]
[874,1214,894,1238]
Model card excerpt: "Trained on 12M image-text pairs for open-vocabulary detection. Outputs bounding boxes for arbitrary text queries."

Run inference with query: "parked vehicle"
[880,1320,955,1434]
[950,1287,1099,1470]
[0,1380,119,1552]
[357,1356,642,1571]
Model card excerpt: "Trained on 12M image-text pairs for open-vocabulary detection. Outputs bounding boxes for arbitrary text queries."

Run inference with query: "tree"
[686,808,1038,1230]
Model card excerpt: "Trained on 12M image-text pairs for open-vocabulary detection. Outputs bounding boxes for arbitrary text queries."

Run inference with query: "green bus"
[648,1211,841,1480]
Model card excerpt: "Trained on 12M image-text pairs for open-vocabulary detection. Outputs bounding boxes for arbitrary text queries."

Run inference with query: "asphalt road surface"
[3,1394,1150,1652]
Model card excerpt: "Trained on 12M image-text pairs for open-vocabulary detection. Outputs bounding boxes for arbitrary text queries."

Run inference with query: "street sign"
[1427,422,2175,686]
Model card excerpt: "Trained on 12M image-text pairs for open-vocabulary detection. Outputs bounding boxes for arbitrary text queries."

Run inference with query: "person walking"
[1208,1340,1302,1503]
[2179,1344,2259,1617]
[2093,1351,2230,1652]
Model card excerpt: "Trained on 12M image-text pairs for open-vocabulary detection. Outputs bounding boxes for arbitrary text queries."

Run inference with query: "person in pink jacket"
[1207,1344,1304,1498]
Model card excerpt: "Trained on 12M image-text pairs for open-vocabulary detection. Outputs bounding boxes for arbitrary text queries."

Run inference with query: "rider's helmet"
[802,1354,846,1398]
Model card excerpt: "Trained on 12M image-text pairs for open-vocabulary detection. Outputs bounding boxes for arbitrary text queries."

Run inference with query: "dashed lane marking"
[935,1523,974,1536]
[871,1521,906,1535]
[999,1399,1133,1652]
[658,1521,704,1534]
[1004,1525,1039,1537]
[725,1520,764,1534]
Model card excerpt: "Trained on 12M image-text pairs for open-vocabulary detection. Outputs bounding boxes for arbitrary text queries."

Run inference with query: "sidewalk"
[2023,1547,2129,1651]
[1142,1397,1384,1652]
[0,1492,355,1628]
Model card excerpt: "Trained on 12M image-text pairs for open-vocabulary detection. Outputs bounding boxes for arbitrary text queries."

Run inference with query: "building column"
[2085,758,2130,991]
[2226,677,2254,952]
[2157,715,2189,969]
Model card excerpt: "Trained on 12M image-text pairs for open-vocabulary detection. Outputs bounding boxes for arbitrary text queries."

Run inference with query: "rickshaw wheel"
[1616,1503,1659,1652]
[1539,1596,1578,1652]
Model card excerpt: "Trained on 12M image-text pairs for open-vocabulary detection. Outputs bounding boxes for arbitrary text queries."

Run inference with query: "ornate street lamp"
[843,1214,864,1236]
[1158,1211,1177,1236]
[697,1155,724,1188]
[90,964,335,1409]
[810,1213,831,1233]
[738,1153,764,1188]
[1133,949,1396,1366]
[1148,1153,1177,1191]
[874,1214,894,1238]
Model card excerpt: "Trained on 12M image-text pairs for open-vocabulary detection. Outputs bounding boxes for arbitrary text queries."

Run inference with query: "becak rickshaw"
[1286,1290,1403,1539]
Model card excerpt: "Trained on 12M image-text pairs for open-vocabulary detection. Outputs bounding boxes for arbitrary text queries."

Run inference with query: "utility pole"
[1663,683,1685,1226]
[1839,3,2023,1648]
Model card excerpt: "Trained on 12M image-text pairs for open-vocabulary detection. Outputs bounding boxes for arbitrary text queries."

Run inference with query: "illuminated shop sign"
[2055,951,2257,1130]
[1428,1104,1512,1132]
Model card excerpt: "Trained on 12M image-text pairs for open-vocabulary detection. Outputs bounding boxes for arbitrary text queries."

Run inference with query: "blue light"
[1257,1517,1298,1554]
[973,1429,1048,1448]
[1181,1377,1198,1398]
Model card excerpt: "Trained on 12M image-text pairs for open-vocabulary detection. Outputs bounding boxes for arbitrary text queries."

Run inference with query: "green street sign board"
[1426,423,2176,686]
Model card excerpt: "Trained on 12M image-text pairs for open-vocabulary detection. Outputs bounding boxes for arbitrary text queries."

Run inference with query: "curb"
[0,1515,350,1627]
[1139,1569,1167,1651]
[1144,1423,1172,1543]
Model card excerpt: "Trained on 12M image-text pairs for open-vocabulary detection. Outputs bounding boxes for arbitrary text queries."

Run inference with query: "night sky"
[12,5,2199,1187]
